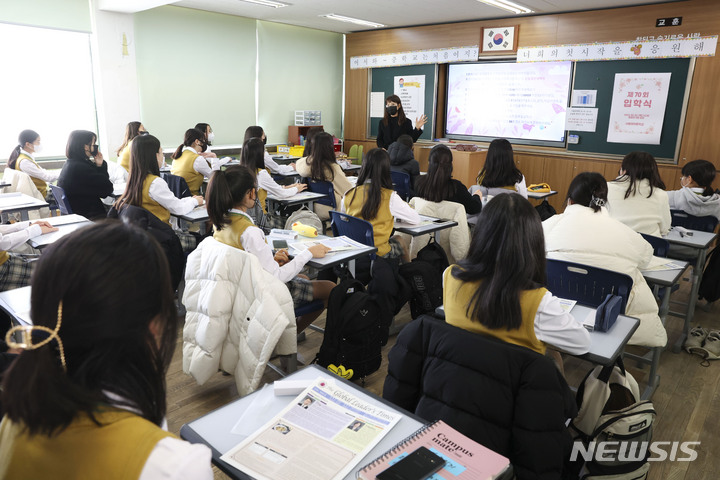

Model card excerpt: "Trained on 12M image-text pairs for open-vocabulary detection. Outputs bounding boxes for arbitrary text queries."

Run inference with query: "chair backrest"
[348,145,358,160]
[161,173,192,199]
[390,171,411,201]
[545,259,633,313]
[640,233,670,257]
[307,180,336,208]
[329,211,374,248]
[670,209,718,233]
[50,184,73,215]
[357,145,364,164]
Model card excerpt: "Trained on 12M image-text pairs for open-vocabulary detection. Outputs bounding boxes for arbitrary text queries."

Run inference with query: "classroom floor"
[166,271,720,480]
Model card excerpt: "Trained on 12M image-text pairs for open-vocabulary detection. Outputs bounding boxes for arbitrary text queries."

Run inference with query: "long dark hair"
[195,123,211,145]
[616,151,666,199]
[172,128,205,159]
[381,94,407,126]
[8,129,39,168]
[566,172,608,213]
[240,137,266,172]
[477,139,522,187]
[415,144,456,202]
[115,135,162,209]
[116,121,142,156]
[302,126,324,157]
[66,130,96,162]
[244,126,264,143]
[1,222,177,435]
[452,193,546,330]
[308,132,336,182]
[348,148,393,220]
[682,159,716,197]
[206,165,256,231]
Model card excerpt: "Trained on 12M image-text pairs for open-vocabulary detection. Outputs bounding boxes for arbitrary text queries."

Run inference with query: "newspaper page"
[220,377,402,480]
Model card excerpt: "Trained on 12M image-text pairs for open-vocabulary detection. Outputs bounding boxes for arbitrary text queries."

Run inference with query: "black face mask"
[90,145,99,156]
[386,105,398,116]
[263,137,267,146]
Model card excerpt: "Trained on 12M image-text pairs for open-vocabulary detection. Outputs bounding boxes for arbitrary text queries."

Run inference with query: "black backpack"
[315,279,386,380]
[399,238,449,319]
[535,199,557,221]
[699,245,720,302]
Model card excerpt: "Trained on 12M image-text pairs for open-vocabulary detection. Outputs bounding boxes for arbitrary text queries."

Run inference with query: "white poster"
[393,75,425,125]
[607,72,671,144]
[566,107,599,132]
[369,92,386,118]
[571,90,597,107]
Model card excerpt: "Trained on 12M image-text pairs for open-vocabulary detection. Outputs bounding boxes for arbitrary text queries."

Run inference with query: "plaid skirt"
[382,236,405,261]
[176,231,198,253]
[0,254,35,292]
[286,276,314,309]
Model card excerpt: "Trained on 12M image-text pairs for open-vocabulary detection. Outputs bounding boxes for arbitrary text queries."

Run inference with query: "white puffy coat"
[543,204,667,348]
[182,237,297,395]
[405,198,470,263]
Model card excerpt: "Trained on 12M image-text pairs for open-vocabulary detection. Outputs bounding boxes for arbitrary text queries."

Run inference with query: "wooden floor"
[166,275,720,479]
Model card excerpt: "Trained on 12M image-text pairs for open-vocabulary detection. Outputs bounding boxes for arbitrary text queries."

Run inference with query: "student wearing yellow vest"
[341,148,420,262]
[116,121,147,172]
[243,125,297,175]
[206,165,335,332]
[6,129,59,198]
[114,134,205,252]
[170,128,228,196]
[476,139,528,199]
[443,193,590,358]
[194,122,218,159]
[0,222,212,479]
[0,220,56,292]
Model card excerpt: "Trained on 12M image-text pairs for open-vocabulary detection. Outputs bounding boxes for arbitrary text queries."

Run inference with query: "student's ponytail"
[172,128,206,160]
[7,145,21,169]
[8,129,40,168]
[681,159,717,197]
[206,165,256,231]
[172,144,184,160]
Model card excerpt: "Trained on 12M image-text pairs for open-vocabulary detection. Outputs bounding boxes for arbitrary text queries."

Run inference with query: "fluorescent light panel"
[237,0,289,8]
[321,14,385,28]
[477,0,533,14]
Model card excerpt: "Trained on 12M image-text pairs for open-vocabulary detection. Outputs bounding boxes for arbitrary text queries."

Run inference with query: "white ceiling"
[100,0,681,34]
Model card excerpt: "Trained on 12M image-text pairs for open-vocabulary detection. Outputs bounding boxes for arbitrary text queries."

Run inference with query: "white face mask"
[32,143,42,154]
[207,132,215,142]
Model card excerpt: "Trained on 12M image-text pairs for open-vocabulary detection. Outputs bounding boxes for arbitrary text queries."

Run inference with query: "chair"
[329,211,374,249]
[50,184,73,215]
[406,197,469,263]
[161,173,192,199]
[640,233,670,257]
[670,209,718,233]
[348,145,364,165]
[546,259,633,312]
[390,171,411,201]
[307,180,336,233]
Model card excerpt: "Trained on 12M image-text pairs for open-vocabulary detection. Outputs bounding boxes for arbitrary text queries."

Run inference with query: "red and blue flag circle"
[493,33,504,45]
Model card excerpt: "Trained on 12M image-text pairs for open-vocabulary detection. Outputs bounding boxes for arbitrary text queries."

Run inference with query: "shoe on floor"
[685,326,709,354]
[703,331,720,360]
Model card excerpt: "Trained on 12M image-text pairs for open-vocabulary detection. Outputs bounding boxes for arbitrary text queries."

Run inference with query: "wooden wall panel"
[543,157,575,211]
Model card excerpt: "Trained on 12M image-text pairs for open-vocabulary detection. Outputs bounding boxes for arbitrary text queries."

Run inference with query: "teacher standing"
[376,95,428,149]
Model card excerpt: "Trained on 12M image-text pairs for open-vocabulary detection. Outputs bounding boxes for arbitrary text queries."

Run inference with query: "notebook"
[356,420,509,480]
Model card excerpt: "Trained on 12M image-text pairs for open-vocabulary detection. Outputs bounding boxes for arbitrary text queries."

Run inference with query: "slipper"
[702,331,720,360]
[685,326,708,354]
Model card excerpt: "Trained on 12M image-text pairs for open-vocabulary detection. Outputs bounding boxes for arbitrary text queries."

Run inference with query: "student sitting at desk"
[341,148,420,263]
[543,172,667,348]
[0,220,56,291]
[244,125,296,175]
[388,134,420,192]
[58,130,114,219]
[295,132,353,220]
[206,165,335,332]
[194,122,218,159]
[302,126,325,158]
[116,121,147,173]
[444,193,590,357]
[7,129,58,199]
[415,144,482,215]
[606,151,671,237]
[114,134,205,252]
[0,222,212,479]
[476,139,528,199]
[170,128,225,196]
[666,159,720,221]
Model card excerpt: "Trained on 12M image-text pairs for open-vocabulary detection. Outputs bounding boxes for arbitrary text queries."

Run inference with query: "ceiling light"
[477,0,533,15]
[238,0,289,8]
[321,14,385,28]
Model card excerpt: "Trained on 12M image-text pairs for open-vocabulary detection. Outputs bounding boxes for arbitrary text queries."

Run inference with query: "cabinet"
[288,125,323,146]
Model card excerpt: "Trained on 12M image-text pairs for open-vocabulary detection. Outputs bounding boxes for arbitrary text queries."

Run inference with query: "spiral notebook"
[356,420,509,480]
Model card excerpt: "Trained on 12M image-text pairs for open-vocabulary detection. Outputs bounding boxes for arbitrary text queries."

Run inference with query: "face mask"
[386,105,398,115]
[207,132,215,142]
[139,130,149,136]
[90,145,99,156]
[262,137,267,146]
[32,144,42,154]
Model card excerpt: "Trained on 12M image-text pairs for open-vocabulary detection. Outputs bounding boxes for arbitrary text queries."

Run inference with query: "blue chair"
[390,171,411,201]
[545,259,633,313]
[329,211,374,250]
[641,233,670,257]
[50,184,72,215]
[307,180,336,233]
[670,209,718,233]
[161,173,192,199]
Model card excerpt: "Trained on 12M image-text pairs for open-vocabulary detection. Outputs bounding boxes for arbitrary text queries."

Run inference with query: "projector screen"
[445,61,573,147]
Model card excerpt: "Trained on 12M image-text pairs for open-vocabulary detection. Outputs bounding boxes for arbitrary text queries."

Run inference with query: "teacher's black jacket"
[58,157,114,220]
[376,117,422,149]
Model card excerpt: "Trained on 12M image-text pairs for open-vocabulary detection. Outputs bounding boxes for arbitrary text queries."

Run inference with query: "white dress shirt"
[534,292,592,355]
[0,222,42,251]
[183,146,227,179]
[17,150,59,183]
[264,151,296,175]
[232,209,313,283]
[148,177,198,214]
[258,169,298,198]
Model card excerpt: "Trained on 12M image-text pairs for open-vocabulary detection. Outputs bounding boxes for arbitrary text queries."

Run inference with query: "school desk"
[172,206,210,234]
[0,285,31,327]
[27,214,93,249]
[272,155,300,165]
[266,191,328,215]
[526,190,558,200]
[393,214,458,236]
[0,193,49,222]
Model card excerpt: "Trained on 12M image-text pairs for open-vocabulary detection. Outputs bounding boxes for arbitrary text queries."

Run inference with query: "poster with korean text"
[607,73,671,144]
[394,75,425,127]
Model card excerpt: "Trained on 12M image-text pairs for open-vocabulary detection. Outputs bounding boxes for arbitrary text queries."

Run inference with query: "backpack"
[535,199,557,221]
[315,279,386,380]
[699,245,720,302]
[284,208,323,235]
[570,358,656,480]
[399,238,449,319]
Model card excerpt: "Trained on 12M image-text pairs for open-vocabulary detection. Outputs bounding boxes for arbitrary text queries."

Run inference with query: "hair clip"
[591,195,606,207]
[5,301,66,372]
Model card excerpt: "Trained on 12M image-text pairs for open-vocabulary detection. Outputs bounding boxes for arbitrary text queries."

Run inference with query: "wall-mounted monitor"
[445,61,573,147]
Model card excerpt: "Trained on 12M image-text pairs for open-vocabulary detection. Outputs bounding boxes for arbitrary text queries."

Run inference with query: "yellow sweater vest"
[171,150,205,195]
[343,185,394,256]
[256,169,268,214]
[118,139,133,172]
[141,174,171,225]
[1,408,173,480]
[213,212,255,250]
[443,267,547,354]
[16,154,47,197]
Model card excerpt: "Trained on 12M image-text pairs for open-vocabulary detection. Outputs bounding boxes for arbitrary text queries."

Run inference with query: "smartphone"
[90,145,99,156]
[433,218,447,224]
[273,239,288,250]
[376,447,446,480]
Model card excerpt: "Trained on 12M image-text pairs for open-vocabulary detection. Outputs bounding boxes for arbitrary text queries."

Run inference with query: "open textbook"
[220,378,401,480]
[290,236,365,254]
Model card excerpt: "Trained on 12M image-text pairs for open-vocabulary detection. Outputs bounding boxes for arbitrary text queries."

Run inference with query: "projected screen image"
[445,61,573,146]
